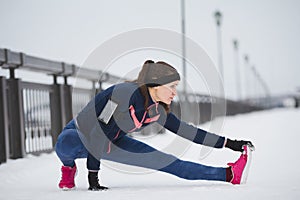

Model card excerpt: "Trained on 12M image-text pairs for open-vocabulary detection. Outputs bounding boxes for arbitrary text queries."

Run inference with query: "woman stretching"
[55,60,254,190]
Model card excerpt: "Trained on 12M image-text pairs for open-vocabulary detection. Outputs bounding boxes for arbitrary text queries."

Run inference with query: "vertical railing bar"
[27,89,32,153]
[42,90,48,150]
[29,89,34,153]
[30,89,35,152]
[45,91,52,149]
[24,89,30,153]
[45,90,50,149]
[22,89,27,153]
[39,90,44,150]
[40,90,46,150]
[30,89,36,152]
[36,90,42,151]
[34,89,40,152]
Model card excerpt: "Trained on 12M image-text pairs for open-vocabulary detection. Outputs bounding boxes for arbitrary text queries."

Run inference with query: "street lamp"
[233,39,241,100]
[250,65,259,104]
[213,10,226,117]
[251,65,271,107]
[243,54,250,100]
[214,10,224,82]
[181,0,187,96]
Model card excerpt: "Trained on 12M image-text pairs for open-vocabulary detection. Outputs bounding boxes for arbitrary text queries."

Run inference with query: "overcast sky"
[0,0,299,100]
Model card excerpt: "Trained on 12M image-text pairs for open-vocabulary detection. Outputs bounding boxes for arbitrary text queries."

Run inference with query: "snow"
[1,108,300,199]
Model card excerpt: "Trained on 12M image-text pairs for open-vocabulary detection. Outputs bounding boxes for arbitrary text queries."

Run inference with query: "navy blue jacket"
[64,82,225,158]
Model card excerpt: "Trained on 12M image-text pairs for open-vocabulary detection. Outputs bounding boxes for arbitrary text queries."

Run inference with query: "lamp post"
[250,65,259,104]
[251,66,271,107]
[213,10,226,117]
[214,11,224,82]
[181,0,187,96]
[244,54,250,101]
[233,39,241,100]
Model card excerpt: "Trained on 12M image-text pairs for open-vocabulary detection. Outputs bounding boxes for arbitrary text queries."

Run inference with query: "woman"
[55,60,254,190]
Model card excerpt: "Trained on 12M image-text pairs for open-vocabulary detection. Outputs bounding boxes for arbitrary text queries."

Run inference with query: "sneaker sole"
[60,186,76,191]
[240,145,253,184]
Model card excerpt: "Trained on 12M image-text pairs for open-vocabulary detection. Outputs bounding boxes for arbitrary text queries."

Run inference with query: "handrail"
[22,53,63,74]
[0,48,126,84]
[0,49,6,64]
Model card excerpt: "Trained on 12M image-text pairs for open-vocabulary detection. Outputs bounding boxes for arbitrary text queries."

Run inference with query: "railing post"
[50,77,73,147]
[0,77,10,163]
[7,77,25,159]
[50,78,63,147]
[62,77,73,124]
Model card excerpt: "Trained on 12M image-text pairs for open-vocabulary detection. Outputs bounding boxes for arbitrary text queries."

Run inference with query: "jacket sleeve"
[162,112,225,148]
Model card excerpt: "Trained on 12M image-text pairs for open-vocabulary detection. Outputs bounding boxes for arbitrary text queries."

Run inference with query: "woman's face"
[153,80,179,105]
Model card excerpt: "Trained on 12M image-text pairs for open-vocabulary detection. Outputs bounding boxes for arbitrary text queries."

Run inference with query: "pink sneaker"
[58,165,77,190]
[227,146,248,184]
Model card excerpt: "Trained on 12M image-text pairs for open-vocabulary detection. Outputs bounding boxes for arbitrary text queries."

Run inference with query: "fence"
[0,48,261,164]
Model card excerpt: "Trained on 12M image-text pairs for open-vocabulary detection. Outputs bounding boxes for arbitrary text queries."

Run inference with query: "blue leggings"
[55,129,226,182]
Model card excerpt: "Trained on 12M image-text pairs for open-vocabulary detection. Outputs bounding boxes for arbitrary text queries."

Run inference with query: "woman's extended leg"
[102,135,226,182]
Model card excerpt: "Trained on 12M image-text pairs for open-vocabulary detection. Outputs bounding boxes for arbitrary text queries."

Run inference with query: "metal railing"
[22,83,52,153]
[0,48,262,164]
[72,88,94,117]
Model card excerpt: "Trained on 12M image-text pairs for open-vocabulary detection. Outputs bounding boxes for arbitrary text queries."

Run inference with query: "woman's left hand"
[225,138,255,152]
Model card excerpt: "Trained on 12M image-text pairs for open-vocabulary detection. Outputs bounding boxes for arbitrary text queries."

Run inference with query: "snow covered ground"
[1,108,300,200]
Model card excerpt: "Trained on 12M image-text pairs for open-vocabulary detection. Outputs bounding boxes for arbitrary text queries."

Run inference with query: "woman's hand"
[225,138,255,152]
